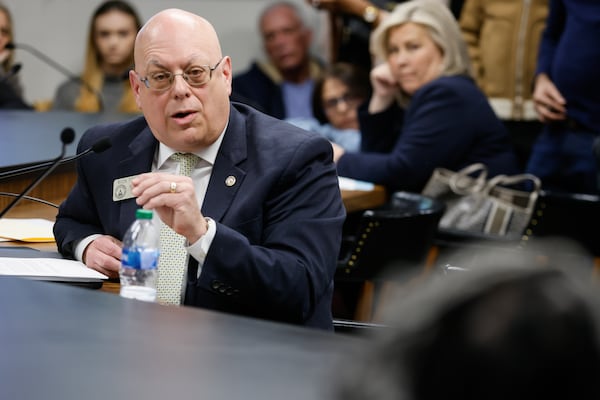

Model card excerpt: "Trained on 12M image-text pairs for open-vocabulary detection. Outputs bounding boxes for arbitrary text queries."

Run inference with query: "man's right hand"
[82,235,123,278]
[533,73,567,123]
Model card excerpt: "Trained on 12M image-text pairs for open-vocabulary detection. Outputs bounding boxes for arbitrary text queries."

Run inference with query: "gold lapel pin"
[225,175,236,187]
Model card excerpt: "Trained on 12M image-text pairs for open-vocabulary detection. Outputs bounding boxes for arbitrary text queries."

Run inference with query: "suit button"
[211,280,221,290]
[226,288,234,296]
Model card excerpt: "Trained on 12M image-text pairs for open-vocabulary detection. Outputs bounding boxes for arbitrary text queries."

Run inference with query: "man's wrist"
[362,5,379,25]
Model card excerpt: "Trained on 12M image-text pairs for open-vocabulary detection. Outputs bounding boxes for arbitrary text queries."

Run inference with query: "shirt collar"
[156,120,228,169]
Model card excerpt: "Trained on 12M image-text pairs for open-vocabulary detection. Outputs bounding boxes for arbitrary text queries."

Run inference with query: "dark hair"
[410,270,600,399]
[311,62,371,124]
[332,260,600,400]
[92,0,142,27]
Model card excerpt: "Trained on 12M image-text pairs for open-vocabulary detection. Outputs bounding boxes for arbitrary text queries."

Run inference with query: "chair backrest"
[337,191,445,280]
[522,190,600,256]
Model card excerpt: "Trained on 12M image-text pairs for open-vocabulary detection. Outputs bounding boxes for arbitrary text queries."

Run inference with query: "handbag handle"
[448,163,488,195]
[484,173,542,195]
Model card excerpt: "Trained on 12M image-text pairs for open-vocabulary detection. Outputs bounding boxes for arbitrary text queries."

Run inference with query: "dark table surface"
[0,277,366,400]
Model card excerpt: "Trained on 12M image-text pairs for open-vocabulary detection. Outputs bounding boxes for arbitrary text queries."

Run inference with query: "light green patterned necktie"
[156,152,199,305]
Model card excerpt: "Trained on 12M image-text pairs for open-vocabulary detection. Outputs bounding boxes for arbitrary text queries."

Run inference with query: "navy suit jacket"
[54,102,346,330]
[232,62,286,119]
[337,75,518,193]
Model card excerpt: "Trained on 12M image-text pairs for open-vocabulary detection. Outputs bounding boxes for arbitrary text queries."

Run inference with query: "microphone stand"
[0,128,74,219]
[7,42,105,111]
[0,137,111,181]
[0,192,59,209]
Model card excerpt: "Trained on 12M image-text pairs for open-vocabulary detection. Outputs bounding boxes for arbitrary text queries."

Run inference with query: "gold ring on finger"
[170,182,177,193]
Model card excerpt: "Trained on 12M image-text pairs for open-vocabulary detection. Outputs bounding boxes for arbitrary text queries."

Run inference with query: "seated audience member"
[333,0,518,193]
[526,0,600,195]
[0,2,30,109]
[53,8,345,330]
[460,0,548,171]
[287,62,371,152]
[331,253,600,399]
[52,0,142,118]
[232,2,323,120]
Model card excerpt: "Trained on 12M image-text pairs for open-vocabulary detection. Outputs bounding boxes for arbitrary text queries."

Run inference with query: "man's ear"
[129,70,143,109]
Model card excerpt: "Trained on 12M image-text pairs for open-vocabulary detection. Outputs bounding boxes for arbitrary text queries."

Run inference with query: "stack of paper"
[0,218,55,242]
[338,176,375,191]
[0,257,108,281]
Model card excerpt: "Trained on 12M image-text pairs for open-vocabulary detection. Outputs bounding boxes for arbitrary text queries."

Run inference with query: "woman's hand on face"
[368,63,400,113]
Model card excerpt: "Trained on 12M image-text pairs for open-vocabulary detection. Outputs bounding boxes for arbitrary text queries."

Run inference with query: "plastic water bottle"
[119,209,159,302]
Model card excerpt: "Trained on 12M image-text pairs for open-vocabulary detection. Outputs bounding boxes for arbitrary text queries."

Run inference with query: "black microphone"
[0,63,22,85]
[0,136,112,180]
[0,128,74,219]
[7,42,104,111]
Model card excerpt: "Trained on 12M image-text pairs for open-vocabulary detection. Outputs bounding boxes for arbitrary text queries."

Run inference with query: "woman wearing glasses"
[51,0,142,117]
[287,62,371,152]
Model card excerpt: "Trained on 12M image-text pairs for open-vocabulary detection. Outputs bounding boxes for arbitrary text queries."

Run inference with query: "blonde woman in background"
[52,0,141,117]
[333,0,518,193]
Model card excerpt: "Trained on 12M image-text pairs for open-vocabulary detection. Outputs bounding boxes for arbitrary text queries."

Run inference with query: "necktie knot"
[172,153,199,177]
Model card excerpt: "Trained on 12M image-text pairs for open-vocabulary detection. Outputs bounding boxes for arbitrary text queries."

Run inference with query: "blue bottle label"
[122,247,159,270]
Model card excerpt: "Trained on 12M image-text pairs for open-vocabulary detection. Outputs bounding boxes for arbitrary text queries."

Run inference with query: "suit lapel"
[202,105,248,221]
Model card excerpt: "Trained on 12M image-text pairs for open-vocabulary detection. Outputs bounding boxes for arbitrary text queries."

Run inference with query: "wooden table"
[342,185,387,214]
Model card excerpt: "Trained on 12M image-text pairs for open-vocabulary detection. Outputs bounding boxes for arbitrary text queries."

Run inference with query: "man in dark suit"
[232,2,323,120]
[53,8,345,330]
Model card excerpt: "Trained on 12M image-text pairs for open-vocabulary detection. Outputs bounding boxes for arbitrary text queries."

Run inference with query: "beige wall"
[3,0,327,104]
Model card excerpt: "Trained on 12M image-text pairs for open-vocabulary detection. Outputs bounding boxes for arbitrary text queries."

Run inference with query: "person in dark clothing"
[0,78,32,109]
[526,0,600,194]
[232,2,323,120]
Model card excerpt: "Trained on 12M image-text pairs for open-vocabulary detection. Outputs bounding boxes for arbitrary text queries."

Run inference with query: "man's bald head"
[134,8,222,68]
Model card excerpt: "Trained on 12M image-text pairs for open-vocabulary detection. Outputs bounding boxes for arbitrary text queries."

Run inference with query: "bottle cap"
[135,209,153,219]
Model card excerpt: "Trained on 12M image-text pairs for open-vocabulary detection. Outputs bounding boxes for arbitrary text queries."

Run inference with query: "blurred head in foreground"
[332,249,600,400]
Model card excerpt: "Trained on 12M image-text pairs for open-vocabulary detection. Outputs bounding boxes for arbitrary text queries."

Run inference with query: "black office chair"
[521,190,600,260]
[334,191,445,321]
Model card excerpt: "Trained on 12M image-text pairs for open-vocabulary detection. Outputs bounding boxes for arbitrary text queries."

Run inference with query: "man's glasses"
[323,93,362,110]
[138,57,224,91]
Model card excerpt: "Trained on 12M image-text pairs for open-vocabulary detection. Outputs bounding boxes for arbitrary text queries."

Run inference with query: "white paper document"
[0,257,108,280]
[0,218,55,242]
[338,176,375,191]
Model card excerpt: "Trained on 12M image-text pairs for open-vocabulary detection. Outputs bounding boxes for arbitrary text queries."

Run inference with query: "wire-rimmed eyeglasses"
[137,57,224,91]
